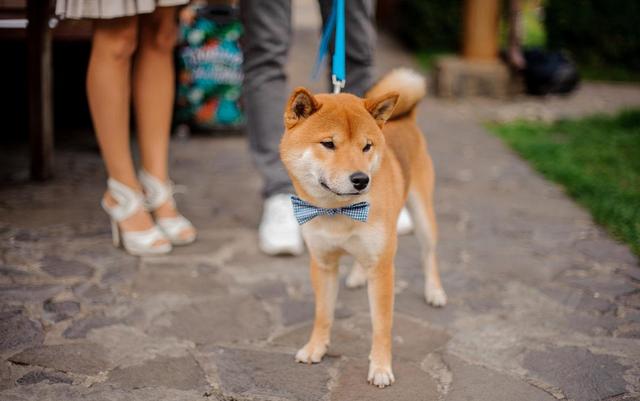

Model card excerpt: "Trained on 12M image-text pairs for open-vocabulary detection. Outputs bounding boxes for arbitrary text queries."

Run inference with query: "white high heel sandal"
[139,170,197,246]
[101,178,172,256]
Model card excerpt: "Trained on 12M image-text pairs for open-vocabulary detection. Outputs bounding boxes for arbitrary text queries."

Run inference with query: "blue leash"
[313,0,346,93]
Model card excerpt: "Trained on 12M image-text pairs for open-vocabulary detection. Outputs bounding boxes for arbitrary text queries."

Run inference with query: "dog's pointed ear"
[285,87,320,128]
[365,92,399,127]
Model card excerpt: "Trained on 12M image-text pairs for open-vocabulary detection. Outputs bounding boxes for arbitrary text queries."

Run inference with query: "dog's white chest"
[302,217,386,267]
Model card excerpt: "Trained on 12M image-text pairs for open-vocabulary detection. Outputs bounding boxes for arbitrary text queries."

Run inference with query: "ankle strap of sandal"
[103,178,145,222]
[139,170,176,210]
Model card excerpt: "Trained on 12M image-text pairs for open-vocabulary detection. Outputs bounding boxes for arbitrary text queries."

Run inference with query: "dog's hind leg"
[407,151,447,307]
[296,256,339,364]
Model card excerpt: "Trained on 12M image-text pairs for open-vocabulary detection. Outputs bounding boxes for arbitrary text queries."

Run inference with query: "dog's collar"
[290,195,369,225]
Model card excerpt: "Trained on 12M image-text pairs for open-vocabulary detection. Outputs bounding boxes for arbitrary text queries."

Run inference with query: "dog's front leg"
[295,256,339,364]
[367,257,395,388]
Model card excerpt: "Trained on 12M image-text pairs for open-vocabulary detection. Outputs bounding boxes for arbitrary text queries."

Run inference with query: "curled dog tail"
[366,68,426,120]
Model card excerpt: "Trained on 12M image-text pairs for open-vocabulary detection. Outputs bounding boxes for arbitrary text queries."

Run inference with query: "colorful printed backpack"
[175,4,244,130]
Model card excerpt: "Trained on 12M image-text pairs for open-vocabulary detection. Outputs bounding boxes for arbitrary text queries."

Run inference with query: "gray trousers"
[240,0,376,198]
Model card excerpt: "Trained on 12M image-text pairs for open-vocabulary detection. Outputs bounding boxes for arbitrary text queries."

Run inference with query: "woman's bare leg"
[134,7,176,182]
[88,17,138,188]
[88,16,167,244]
[134,6,195,240]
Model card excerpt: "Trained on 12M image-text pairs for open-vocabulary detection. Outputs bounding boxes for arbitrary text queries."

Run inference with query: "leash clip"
[332,75,345,94]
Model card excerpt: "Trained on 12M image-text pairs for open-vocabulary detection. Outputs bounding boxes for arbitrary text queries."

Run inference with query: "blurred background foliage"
[391,0,462,55]
[545,0,640,81]
[388,0,640,82]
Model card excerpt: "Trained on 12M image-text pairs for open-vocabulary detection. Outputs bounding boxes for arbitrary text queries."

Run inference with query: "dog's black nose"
[350,172,370,190]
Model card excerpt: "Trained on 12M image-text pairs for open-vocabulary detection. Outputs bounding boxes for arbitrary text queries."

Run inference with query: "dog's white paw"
[295,342,327,364]
[345,262,367,288]
[345,264,367,289]
[368,364,395,388]
[425,285,447,307]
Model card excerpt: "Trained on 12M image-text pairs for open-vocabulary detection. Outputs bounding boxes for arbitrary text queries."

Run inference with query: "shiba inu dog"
[279,68,446,388]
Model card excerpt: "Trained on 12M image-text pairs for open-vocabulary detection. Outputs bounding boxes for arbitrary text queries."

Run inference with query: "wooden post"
[462,0,500,61]
[27,0,54,180]
[433,0,509,98]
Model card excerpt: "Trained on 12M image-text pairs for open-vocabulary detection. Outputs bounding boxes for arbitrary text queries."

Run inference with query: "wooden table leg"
[27,0,54,180]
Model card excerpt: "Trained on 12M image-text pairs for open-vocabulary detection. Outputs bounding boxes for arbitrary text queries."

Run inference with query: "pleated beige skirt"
[55,0,190,19]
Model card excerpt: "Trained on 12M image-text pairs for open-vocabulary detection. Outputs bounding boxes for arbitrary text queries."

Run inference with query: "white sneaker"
[397,207,414,235]
[259,194,304,256]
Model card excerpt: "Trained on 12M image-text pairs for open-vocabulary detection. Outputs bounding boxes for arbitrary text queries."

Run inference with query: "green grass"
[416,51,453,71]
[489,110,640,256]
[579,64,640,83]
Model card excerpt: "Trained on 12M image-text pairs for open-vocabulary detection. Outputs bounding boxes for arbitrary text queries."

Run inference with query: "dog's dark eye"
[363,143,372,152]
[321,141,335,150]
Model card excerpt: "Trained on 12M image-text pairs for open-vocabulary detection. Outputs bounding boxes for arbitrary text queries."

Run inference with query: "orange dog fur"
[279,69,446,388]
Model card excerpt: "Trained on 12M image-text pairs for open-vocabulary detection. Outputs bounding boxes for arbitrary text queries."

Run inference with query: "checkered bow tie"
[291,196,370,225]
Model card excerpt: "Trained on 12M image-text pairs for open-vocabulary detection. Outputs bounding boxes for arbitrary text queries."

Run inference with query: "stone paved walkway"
[2,2,640,400]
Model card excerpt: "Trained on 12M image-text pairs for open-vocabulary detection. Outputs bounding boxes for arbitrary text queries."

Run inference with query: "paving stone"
[100,260,139,286]
[40,256,93,278]
[78,246,139,281]
[252,280,288,300]
[85,325,193,371]
[394,290,460,328]
[12,230,43,242]
[461,289,504,313]
[214,346,331,401]
[107,355,208,391]
[622,267,640,282]
[273,321,370,358]
[63,313,120,339]
[540,283,616,314]
[281,299,315,326]
[168,231,238,257]
[0,310,43,352]
[566,312,622,337]
[9,343,109,375]
[576,293,616,314]
[561,275,637,300]
[574,239,637,266]
[331,358,437,401]
[72,283,115,305]
[131,265,227,297]
[148,295,271,344]
[77,242,129,260]
[0,284,66,304]
[228,248,310,275]
[523,346,628,401]
[615,322,640,339]
[444,354,555,401]
[334,305,353,319]
[43,300,80,322]
[392,315,450,362]
[622,309,640,323]
[0,362,12,390]
[16,370,73,385]
[620,291,640,309]
[0,265,30,279]
[336,281,372,313]
[280,299,357,327]
[0,382,210,401]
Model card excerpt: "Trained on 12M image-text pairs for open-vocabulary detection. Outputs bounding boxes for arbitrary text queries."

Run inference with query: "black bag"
[523,49,580,95]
